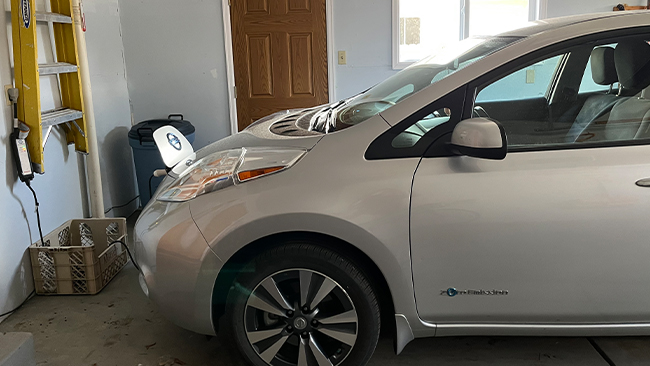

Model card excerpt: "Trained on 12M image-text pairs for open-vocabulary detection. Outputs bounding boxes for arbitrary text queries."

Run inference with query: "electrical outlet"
[338,51,347,65]
[4,85,12,106]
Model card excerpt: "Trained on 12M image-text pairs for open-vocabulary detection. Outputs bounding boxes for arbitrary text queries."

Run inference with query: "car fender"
[189,115,428,342]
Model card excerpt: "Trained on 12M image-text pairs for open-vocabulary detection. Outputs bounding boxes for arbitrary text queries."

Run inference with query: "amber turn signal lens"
[237,166,284,182]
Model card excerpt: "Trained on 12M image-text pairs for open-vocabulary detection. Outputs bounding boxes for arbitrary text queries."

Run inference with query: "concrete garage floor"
[1,215,649,365]
[4,266,650,365]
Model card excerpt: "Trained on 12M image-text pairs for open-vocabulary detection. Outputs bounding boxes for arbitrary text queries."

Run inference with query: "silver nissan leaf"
[135,12,650,366]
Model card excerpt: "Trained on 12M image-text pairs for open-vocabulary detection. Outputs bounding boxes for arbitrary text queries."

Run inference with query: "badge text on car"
[441,288,509,297]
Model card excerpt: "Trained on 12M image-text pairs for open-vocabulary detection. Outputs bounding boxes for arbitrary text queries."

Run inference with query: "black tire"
[223,243,380,366]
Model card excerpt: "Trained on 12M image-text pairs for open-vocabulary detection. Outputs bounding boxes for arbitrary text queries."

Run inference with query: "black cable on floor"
[110,240,141,273]
[0,290,35,318]
[588,338,616,366]
[25,180,45,247]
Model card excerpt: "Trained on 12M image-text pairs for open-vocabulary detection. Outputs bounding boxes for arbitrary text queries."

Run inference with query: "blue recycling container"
[128,115,195,206]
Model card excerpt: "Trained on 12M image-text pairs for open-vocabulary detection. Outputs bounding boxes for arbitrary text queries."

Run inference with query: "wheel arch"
[210,231,396,339]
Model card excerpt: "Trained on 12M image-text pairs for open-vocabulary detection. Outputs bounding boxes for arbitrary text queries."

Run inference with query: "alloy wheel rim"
[244,269,358,366]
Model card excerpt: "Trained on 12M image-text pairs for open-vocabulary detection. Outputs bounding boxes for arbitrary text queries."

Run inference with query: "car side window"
[472,36,650,149]
[473,54,565,147]
[476,55,563,103]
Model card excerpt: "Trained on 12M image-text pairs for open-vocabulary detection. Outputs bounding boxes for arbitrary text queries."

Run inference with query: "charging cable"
[0,290,35,318]
[25,181,45,247]
[7,88,44,246]
[110,240,141,273]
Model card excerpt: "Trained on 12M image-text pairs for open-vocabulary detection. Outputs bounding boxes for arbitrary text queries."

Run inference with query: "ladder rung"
[39,62,78,76]
[35,12,72,24]
[41,108,83,128]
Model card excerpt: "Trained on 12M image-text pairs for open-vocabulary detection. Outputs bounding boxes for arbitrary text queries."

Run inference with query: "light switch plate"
[338,51,347,65]
[526,69,535,84]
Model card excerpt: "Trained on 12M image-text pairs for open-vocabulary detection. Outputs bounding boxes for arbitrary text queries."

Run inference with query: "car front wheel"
[225,243,380,366]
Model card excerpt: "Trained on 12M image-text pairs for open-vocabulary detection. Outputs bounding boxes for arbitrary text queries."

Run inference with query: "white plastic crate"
[29,218,128,295]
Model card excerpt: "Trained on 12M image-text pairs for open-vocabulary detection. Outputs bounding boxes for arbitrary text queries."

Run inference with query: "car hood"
[195,109,325,160]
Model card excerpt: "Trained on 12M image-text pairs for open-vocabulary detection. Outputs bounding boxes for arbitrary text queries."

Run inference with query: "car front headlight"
[157,147,306,202]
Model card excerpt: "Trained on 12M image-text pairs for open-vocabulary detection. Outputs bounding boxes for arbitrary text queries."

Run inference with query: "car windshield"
[309,36,522,133]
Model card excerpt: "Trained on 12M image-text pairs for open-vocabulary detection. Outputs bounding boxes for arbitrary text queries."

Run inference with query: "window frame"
[446,27,650,155]
[391,0,545,70]
[365,86,468,160]
[368,27,650,162]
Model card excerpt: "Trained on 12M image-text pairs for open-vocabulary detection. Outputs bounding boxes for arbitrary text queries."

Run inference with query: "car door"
[410,33,650,328]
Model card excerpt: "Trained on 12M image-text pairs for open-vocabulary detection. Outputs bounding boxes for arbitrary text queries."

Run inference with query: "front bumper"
[134,199,223,335]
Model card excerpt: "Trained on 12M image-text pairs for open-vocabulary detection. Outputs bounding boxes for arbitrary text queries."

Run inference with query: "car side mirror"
[449,118,507,160]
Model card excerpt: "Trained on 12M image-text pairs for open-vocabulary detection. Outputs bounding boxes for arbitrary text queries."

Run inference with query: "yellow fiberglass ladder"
[10,0,88,174]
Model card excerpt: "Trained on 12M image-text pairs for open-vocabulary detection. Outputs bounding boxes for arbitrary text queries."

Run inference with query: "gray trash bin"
[128,114,195,206]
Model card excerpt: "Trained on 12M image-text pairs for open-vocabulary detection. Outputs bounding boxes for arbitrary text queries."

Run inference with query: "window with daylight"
[392,0,545,69]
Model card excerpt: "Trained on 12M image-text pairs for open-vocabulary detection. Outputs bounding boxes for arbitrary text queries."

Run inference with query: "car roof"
[499,11,649,38]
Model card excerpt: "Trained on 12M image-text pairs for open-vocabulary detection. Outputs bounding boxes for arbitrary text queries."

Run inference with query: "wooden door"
[231,0,329,131]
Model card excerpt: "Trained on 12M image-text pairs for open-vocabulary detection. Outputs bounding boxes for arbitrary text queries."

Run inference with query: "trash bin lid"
[128,114,195,143]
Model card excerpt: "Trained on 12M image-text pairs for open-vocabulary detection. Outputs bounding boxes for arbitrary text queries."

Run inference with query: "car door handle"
[636,178,650,187]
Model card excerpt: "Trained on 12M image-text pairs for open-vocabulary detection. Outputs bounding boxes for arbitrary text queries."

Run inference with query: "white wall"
[117,0,232,149]
[0,0,135,319]
[117,0,398,139]
[331,0,398,100]
[121,0,648,125]
[83,0,137,217]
